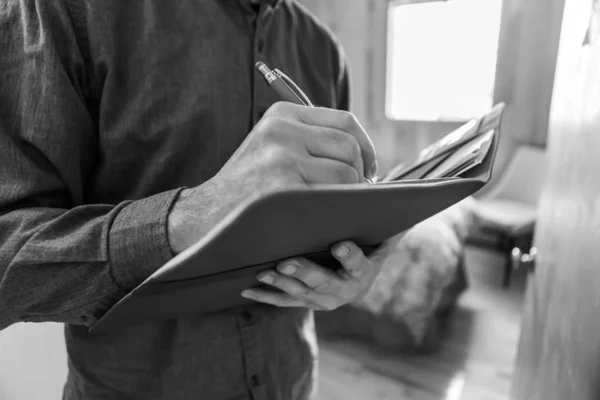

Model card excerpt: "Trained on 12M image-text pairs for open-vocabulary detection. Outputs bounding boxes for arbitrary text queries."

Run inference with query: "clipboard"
[90,103,505,332]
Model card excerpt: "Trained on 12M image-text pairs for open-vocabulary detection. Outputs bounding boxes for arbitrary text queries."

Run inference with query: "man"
[0,0,389,398]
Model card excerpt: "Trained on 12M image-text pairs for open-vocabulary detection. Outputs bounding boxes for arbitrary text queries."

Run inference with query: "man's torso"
[52,0,346,399]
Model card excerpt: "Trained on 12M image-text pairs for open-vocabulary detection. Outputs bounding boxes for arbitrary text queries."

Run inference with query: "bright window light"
[386,0,503,121]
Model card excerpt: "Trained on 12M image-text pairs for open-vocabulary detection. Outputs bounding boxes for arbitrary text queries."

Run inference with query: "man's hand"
[168,102,377,254]
[240,241,389,310]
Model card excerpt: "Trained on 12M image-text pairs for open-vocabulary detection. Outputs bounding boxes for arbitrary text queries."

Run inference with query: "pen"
[255,62,314,107]
[255,61,374,183]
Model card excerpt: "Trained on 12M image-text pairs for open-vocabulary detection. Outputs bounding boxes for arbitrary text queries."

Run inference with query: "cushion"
[315,198,474,352]
[472,198,536,235]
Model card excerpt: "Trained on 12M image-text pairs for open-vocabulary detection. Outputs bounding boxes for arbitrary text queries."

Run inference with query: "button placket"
[257,37,265,53]
[252,7,274,125]
[236,310,267,399]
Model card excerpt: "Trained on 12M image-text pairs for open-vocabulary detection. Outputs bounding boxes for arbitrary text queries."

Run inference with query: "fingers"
[256,117,364,181]
[276,258,339,290]
[241,242,373,311]
[303,126,365,179]
[258,269,312,297]
[300,108,377,179]
[331,241,370,279]
[242,269,340,310]
[241,288,306,308]
[300,158,360,184]
[265,102,378,179]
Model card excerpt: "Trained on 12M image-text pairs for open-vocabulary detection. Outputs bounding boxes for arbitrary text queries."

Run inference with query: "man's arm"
[0,2,377,331]
[0,1,182,330]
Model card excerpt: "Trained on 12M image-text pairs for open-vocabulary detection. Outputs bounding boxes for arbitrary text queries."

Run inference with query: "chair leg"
[496,233,506,250]
[502,235,516,288]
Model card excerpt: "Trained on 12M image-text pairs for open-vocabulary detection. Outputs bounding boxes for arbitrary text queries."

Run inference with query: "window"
[386,0,503,121]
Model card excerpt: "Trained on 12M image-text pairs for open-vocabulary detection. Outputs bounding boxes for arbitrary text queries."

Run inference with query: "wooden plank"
[512,1,600,399]
[318,344,439,400]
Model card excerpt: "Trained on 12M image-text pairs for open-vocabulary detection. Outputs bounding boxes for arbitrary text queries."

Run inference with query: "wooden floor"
[317,246,528,400]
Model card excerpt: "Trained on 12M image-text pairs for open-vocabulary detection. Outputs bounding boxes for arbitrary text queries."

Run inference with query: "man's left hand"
[241,241,389,311]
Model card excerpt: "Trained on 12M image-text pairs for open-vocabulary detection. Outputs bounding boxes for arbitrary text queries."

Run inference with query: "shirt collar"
[244,0,284,10]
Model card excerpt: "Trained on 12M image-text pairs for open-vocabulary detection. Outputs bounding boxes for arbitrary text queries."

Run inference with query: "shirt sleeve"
[335,40,350,111]
[336,56,351,112]
[0,0,182,330]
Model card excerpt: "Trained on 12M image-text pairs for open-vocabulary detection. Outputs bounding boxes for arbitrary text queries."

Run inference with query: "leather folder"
[91,103,505,332]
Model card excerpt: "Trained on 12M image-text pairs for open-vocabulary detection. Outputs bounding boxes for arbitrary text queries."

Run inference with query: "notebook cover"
[383,118,482,181]
[90,104,504,332]
[383,103,505,182]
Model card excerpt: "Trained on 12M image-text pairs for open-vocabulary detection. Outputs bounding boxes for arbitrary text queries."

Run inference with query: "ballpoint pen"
[255,61,374,183]
[255,61,314,107]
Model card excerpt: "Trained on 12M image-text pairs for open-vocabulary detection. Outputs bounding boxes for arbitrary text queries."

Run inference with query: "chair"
[469,145,547,288]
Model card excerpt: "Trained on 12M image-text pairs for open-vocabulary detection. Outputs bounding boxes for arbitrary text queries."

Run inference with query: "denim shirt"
[0,0,349,398]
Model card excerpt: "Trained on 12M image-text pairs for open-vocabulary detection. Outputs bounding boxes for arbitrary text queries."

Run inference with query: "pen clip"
[274,69,314,107]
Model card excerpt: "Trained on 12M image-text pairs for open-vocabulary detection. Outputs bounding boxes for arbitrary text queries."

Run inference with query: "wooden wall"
[298,0,565,180]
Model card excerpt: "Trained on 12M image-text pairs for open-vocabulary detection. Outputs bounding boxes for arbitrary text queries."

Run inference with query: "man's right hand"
[168,102,378,254]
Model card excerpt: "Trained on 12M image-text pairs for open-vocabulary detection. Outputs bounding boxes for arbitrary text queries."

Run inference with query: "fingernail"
[257,273,274,284]
[241,290,253,298]
[335,244,350,258]
[279,264,297,275]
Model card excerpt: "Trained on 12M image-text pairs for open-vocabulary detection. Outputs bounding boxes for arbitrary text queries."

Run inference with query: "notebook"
[90,103,505,332]
[382,103,504,182]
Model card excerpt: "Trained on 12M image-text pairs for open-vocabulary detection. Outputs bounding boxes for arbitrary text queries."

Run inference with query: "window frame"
[383,0,505,123]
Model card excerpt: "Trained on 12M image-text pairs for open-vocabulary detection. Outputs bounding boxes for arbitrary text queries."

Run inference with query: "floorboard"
[317,246,527,400]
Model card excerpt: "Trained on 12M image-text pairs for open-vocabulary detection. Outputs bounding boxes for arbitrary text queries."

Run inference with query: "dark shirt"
[0,0,349,398]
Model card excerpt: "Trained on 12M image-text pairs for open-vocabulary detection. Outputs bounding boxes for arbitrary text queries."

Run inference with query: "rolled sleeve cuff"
[108,188,185,292]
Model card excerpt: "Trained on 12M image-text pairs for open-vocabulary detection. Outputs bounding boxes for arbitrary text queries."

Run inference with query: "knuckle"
[346,136,362,161]
[300,287,313,298]
[263,144,296,169]
[314,275,333,292]
[330,130,360,159]
[267,101,290,116]
[339,111,359,130]
[264,142,285,158]
[259,116,285,138]
[333,164,359,184]
[352,266,367,280]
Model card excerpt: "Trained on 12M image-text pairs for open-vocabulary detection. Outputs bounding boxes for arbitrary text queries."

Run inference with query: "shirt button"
[257,39,265,53]
[250,374,261,387]
[241,310,253,322]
